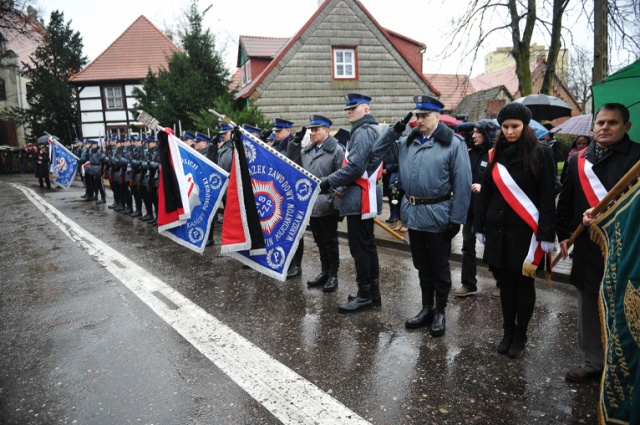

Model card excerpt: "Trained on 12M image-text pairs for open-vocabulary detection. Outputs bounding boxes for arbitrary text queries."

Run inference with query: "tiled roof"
[424,74,473,110]
[228,68,242,92]
[240,36,289,59]
[70,16,179,84]
[470,62,538,96]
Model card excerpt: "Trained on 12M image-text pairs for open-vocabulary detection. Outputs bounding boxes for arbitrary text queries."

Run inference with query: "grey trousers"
[577,289,604,373]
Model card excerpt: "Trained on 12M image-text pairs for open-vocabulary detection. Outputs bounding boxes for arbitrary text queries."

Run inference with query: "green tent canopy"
[592,59,640,143]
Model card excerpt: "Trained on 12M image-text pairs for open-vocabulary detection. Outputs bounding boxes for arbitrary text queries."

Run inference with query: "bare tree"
[0,0,42,38]
[567,45,593,106]
[540,0,570,94]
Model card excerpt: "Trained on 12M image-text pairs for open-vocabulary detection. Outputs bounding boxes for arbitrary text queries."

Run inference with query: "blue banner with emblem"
[222,131,320,281]
[159,139,229,254]
[48,138,79,189]
[590,176,640,425]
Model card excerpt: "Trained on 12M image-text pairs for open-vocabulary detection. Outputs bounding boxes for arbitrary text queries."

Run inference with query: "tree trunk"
[593,0,609,83]
[541,0,569,94]
[510,0,537,96]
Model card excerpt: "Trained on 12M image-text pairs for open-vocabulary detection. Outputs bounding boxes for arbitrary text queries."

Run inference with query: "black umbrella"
[36,134,59,144]
[513,94,572,121]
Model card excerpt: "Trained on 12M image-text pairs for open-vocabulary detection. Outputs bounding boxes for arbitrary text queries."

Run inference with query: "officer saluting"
[373,94,471,336]
[320,93,383,313]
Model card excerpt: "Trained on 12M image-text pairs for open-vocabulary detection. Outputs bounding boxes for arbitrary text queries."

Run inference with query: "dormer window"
[332,47,357,80]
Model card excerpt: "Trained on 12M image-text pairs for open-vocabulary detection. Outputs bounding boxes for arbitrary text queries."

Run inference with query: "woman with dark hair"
[474,103,557,358]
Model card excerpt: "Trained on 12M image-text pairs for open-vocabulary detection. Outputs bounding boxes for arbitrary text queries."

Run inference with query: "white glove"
[475,233,486,245]
[541,241,555,253]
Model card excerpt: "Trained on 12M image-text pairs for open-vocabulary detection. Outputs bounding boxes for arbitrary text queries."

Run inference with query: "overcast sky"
[37,0,596,77]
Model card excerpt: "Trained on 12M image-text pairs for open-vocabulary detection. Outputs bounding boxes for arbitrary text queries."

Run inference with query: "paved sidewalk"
[337,198,573,284]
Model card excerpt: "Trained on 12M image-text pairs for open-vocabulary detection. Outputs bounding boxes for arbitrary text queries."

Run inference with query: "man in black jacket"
[557,103,640,382]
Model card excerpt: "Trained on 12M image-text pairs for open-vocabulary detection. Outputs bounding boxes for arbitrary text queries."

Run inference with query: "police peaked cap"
[272,118,294,130]
[87,139,99,145]
[218,122,233,133]
[413,95,444,113]
[308,115,332,128]
[242,124,262,135]
[195,133,211,144]
[344,93,371,110]
[183,131,195,140]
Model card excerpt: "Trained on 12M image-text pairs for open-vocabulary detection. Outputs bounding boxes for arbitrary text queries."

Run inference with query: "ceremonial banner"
[157,131,191,231]
[590,178,640,425]
[48,138,79,189]
[221,130,320,281]
[158,135,229,253]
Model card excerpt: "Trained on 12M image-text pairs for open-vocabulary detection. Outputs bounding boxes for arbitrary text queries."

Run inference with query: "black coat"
[556,134,640,293]
[34,149,50,178]
[474,143,557,273]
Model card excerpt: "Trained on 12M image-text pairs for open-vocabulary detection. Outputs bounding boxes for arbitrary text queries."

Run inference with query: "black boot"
[322,275,338,293]
[286,264,302,279]
[96,198,106,205]
[429,296,447,337]
[508,327,527,359]
[405,306,434,329]
[348,278,381,306]
[129,209,142,217]
[338,283,372,313]
[498,327,514,354]
[307,271,329,287]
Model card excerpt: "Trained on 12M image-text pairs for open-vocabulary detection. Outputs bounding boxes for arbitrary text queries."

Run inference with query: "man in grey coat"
[372,95,471,336]
[289,115,345,292]
[320,93,382,313]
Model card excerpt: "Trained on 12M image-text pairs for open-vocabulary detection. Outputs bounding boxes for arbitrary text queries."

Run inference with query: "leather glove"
[475,233,486,245]
[291,126,307,144]
[444,223,461,240]
[393,112,413,133]
[260,128,272,142]
[319,177,331,194]
[540,241,555,253]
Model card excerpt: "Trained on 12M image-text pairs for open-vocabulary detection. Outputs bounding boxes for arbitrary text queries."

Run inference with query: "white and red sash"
[343,152,382,220]
[576,150,607,208]
[489,151,548,277]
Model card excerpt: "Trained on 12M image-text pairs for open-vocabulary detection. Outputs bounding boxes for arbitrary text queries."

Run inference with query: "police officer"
[183,131,196,149]
[108,137,125,211]
[118,136,134,214]
[373,95,472,336]
[128,136,144,216]
[288,115,344,292]
[319,93,382,313]
[271,118,294,155]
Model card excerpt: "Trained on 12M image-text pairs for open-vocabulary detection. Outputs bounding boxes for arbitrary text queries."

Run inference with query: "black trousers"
[460,216,478,290]
[492,268,536,332]
[310,215,340,275]
[92,175,105,199]
[346,216,379,283]
[408,229,452,306]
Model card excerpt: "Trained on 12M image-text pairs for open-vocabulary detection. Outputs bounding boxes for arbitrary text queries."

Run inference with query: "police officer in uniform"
[320,93,382,313]
[289,115,344,292]
[108,137,125,210]
[128,136,144,216]
[118,136,134,214]
[373,95,472,336]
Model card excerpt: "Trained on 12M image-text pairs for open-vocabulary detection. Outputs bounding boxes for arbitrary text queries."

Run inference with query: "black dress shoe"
[405,307,435,329]
[81,194,89,199]
[121,207,133,214]
[322,276,338,292]
[114,205,125,212]
[90,196,98,201]
[286,265,302,279]
[108,203,118,209]
[129,210,142,217]
[149,218,157,225]
[95,198,106,205]
[140,214,154,221]
[307,271,329,287]
[429,311,446,337]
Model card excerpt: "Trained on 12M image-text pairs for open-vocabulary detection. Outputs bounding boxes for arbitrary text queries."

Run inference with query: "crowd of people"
[24,94,638,386]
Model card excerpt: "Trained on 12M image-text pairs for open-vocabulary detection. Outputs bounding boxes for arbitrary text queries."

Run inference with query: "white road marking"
[14,184,369,425]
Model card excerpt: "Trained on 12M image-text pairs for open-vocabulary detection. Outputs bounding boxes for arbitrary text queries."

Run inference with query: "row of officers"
[72,93,639,386]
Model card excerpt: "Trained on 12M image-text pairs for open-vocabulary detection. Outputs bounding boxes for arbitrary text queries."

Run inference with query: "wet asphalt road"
[0,175,599,424]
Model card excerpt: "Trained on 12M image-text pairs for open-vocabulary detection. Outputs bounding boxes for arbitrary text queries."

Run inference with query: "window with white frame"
[104,86,124,109]
[241,60,252,87]
[333,47,357,79]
